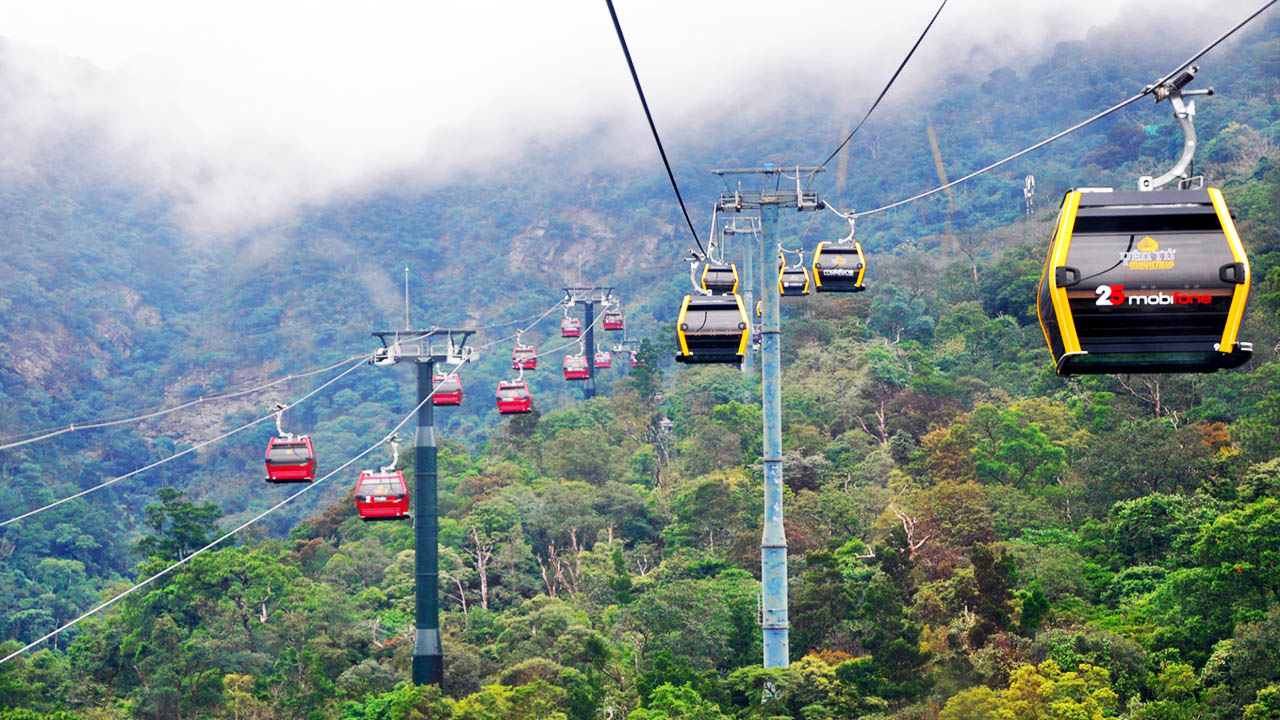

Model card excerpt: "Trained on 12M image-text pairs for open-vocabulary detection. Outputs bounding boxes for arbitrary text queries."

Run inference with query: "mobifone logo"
[1096,285,1211,306]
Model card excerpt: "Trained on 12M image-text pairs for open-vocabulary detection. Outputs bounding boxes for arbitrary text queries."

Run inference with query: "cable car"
[630,351,641,368]
[563,354,590,380]
[675,293,750,364]
[355,469,409,521]
[265,435,316,483]
[496,380,533,414]
[594,350,612,369]
[512,344,538,370]
[603,309,624,331]
[701,262,740,294]
[433,374,462,405]
[1037,187,1251,375]
[812,241,866,292]
[779,255,811,296]
[560,317,582,337]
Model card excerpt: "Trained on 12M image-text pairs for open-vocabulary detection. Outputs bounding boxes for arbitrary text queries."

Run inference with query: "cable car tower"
[562,286,614,400]
[370,326,475,687]
[714,164,824,670]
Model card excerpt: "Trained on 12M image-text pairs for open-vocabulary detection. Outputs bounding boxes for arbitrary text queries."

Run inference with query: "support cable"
[811,0,949,180]
[469,300,568,333]
[469,299,571,353]
[840,0,1279,219]
[847,90,1147,217]
[0,357,368,528]
[1150,0,1279,91]
[603,0,705,255]
[0,354,369,451]
[0,383,446,667]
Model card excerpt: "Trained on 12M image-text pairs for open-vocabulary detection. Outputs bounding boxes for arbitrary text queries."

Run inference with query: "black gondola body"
[1037,188,1251,375]
[778,256,811,296]
[701,262,740,295]
[675,293,750,364]
[811,241,866,292]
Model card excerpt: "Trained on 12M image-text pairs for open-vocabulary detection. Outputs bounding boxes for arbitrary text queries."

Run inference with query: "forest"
[3,8,1280,720]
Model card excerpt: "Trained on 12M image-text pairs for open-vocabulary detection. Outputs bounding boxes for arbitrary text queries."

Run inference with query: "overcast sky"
[0,0,1266,233]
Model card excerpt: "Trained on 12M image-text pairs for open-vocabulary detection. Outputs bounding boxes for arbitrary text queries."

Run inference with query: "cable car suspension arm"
[1140,67,1213,191]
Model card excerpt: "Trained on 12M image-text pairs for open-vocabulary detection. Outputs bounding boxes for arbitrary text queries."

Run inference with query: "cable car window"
[267,442,309,464]
[358,477,402,496]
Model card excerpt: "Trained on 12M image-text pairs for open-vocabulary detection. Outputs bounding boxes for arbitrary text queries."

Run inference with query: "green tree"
[940,660,1119,719]
[967,543,1014,648]
[630,683,729,720]
[134,488,222,562]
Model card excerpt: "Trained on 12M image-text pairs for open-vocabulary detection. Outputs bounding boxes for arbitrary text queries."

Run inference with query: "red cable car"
[512,344,538,370]
[265,436,316,483]
[496,380,533,414]
[630,351,642,368]
[560,317,582,338]
[563,354,589,380]
[594,350,612,369]
[433,374,462,406]
[354,469,409,521]
[603,310,624,331]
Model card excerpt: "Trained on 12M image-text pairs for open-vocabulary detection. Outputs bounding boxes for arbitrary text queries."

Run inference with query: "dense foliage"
[3,11,1280,720]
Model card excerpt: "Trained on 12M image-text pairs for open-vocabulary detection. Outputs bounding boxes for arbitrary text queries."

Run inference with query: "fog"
[0,0,1266,233]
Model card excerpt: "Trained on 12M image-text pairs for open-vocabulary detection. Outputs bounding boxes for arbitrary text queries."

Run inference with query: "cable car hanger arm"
[1140,67,1214,191]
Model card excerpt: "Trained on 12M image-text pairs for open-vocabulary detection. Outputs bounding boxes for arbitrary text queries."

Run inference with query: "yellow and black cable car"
[701,262,739,294]
[1037,188,1251,375]
[779,255,811,296]
[811,241,866,292]
[676,293,750,364]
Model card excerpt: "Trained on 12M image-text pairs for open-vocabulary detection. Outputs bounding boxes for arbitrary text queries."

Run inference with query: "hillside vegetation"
[3,11,1280,720]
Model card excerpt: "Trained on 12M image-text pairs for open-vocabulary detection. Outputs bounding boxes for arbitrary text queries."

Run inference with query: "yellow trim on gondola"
[854,242,866,288]
[1209,187,1250,352]
[676,295,692,356]
[1046,191,1082,356]
[778,256,812,295]
[733,293,750,356]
